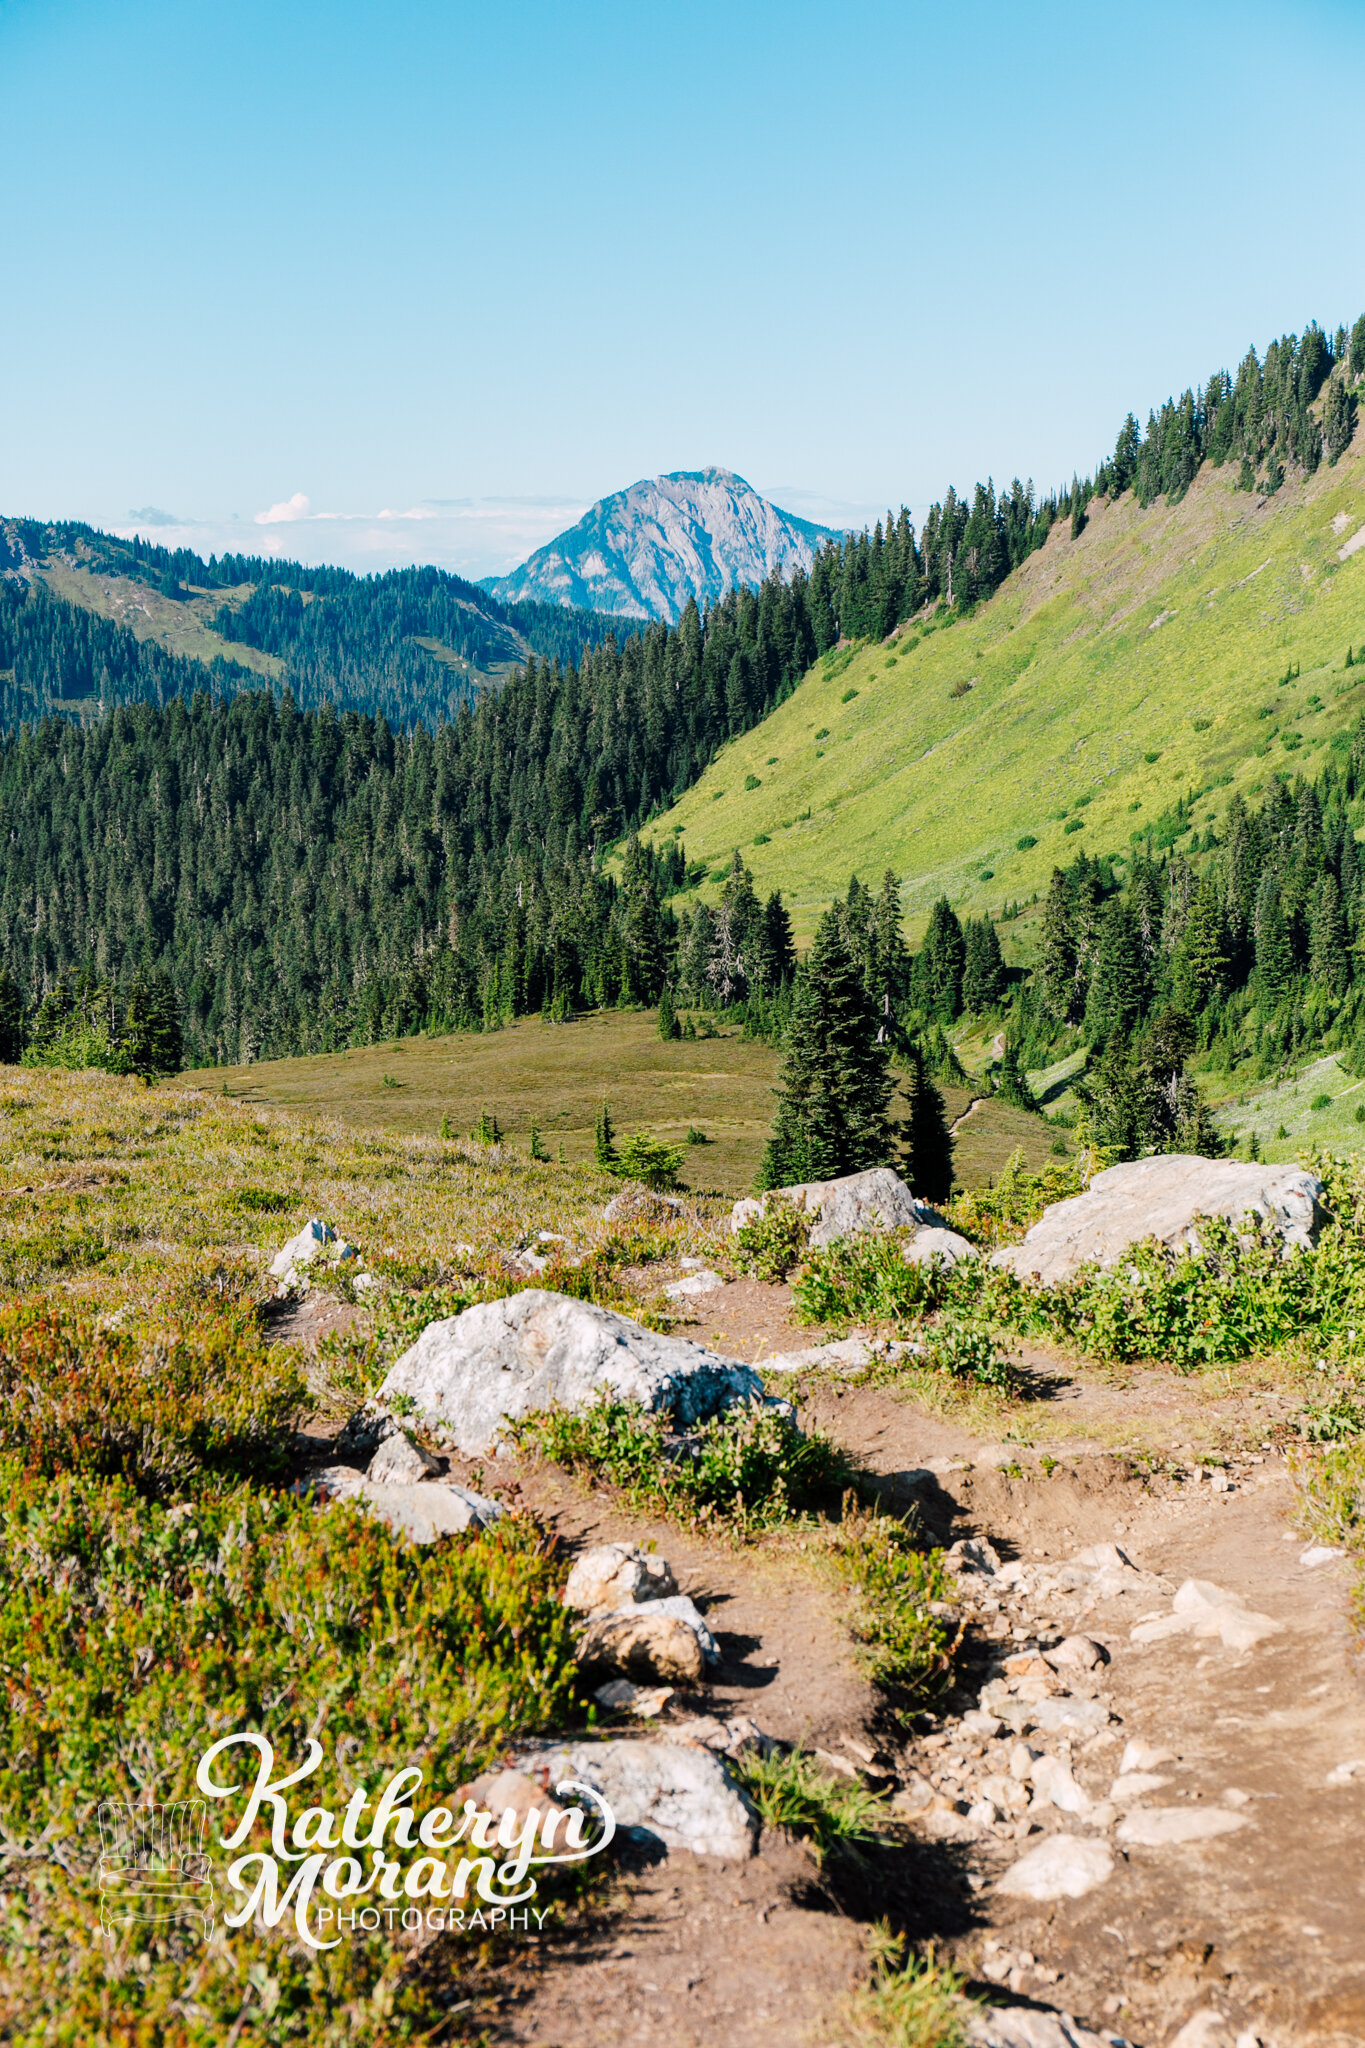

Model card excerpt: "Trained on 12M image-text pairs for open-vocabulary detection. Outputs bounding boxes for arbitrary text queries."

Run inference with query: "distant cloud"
[255,492,311,525]
[108,493,592,580]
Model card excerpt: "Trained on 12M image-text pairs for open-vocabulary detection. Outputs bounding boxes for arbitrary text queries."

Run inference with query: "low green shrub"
[793,1231,946,1327]
[832,1509,958,1693]
[0,1300,307,1495]
[733,1193,810,1281]
[946,1148,1085,1248]
[515,1393,855,1531]
[613,1130,685,1191]
[0,1468,581,2043]
[733,1747,888,1863]
[926,1319,1015,1390]
[841,1925,969,2048]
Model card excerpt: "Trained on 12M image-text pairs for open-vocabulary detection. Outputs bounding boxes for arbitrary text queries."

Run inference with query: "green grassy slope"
[647,437,1365,939]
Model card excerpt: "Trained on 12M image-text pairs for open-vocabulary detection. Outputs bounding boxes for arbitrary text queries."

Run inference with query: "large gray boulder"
[513,1738,759,1859]
[991,1154,1327,1287]
[376,1289,765,1455]
[730,1166,975,1262]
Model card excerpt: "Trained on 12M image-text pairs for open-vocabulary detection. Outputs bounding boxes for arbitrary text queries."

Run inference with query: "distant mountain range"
[483,467,837,622]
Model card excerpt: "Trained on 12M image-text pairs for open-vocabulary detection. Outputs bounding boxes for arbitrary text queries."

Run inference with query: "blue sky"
[2,0,1363,577]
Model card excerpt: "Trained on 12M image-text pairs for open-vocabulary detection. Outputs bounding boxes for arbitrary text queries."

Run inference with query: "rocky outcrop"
[991,1155,1327,1286]
[513,1738,760,1859]
[730,1166,976,1262]
[374,1290,764,1456]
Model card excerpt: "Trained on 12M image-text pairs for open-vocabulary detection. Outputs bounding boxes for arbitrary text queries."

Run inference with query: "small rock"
[603,1187,685,1225]
[1300,1544,1343,1568]
[1008,1742,1040,1782]
[1044,1635,1108,1673]
[513,1737,759,1859]
[576,1609,706,1686]
[978,1773,1030,1817]
[997,1833,1114,1901]
[1109,1771,1169,1805]
[966,2009,1136,2047]
[366,1432,441,1485]
[1115,1805,1248,1846]
[1029,1696,1112,1738]
[664,1269,725,1300]
[1029,1755,1090,1814]
[308,1466,505,1544]
[1084,1800,1116,1831]
[1325,1759,1365,1786]
[455,1767,568,1840]
[946,1538,1003,1577]
[962,1709,1005,1740]
[1119,1739,1176,1773]
[269,1217,335,1280]
[564,1543,678,1615]
[1166,2011,1241,2048]
[1131,1580,1282,1652]
[594,1680,674,1717]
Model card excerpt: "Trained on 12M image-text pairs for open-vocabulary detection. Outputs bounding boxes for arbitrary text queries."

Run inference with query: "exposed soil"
[292,1279,1365,2046]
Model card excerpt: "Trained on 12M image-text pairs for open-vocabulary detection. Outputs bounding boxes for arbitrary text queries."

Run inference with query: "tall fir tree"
[758,910,895,1188]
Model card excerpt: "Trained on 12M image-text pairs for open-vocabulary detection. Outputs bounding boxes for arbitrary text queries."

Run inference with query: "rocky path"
[462,1321,1365,2048]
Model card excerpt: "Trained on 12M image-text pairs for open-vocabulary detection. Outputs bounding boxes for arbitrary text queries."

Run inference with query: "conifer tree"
[657,984,681,1040]
[899,1041,955,1202]
[1039,869,1078,1022]
[758,911,894,1188]
[913,896,966,1022]
[761,891,796,985]
[594,1101,618,1169]
[962,915,1006,1012]
[0,969,23,1064]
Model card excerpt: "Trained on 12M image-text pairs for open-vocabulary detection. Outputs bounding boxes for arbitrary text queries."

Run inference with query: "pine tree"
[594,1102,618,1169]
[899,1041,955,1201]
[994,1036,1037,1111]
[0,969,24,1064]
[962,916,1006,1012]
[913,896,966,1022]
[1309,873,1348,996]
[1039,869,1078,1022]
[869,870,913,1015]
[761,891,796,985]
[657,984,681,1040]
[1254,874,1295,1002]
[758,911,895,1188]
[1173,879,1228,1014]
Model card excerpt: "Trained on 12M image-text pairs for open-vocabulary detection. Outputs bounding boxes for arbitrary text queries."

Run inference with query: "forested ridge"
[3,308,1364,1082]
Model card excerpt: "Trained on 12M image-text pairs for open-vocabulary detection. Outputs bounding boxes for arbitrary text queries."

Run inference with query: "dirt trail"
[293,1277,1365,2044]
[472,1346,1365,2046]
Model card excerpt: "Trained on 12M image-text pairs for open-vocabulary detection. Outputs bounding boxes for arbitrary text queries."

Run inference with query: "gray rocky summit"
[484,467,834,622]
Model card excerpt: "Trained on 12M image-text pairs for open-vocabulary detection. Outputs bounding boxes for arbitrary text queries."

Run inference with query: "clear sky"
[2,0,1363,578]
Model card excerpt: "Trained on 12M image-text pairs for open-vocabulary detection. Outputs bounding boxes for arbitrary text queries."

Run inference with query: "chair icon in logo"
[97,1801,214,1938]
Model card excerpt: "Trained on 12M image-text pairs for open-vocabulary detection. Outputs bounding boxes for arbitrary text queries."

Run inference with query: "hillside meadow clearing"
[648,434,1365,940]
[180,1008,1064,1199]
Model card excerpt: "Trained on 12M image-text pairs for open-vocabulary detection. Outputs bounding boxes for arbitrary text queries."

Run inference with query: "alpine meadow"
[12,228,1365,2048]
